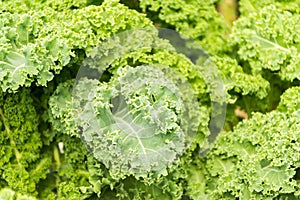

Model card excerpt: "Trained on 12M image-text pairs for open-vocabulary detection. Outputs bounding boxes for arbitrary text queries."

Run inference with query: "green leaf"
[231,5,300,81]
[74,66,188,178]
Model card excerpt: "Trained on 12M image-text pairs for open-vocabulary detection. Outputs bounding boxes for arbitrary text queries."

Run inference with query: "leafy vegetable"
[0,89,51,196]
[49,30,210,179]
[0,0,152,92]
[0,0,300,199]
[193,87,300,199]
[73,66,188,178]
[139,0,230,54]
[231,5,300,81]
[0,188,36,200]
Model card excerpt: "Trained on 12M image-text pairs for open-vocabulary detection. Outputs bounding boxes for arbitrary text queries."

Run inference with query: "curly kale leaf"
[0,89,51,196]
[0,188,36,200]
[277,86,300,113]
[48,79,77,137]
[239,0,300,16]
[0,12,71,92]
[231,5,300,81]
[213,55,270,103]
[1,0,104,12]
[138,0,230,54]
[0,0,153,92]
[73,65,191,179]
[38,128,185,200]
[49,47,211,180]
[198,87,300,199]
[48,27,212,180]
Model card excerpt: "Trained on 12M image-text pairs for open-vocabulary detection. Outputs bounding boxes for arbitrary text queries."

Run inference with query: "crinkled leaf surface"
[232,5,300,81]
[73,66,192,178]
